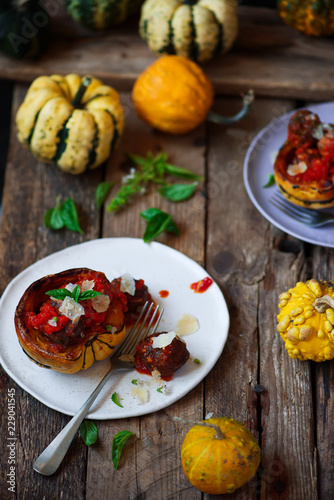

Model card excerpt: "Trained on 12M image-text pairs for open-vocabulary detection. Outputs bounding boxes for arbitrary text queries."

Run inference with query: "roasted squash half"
[14,268,149,374]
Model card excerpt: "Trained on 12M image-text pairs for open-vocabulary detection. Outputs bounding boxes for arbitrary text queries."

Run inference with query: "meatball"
[287,109,320,149]
[134,331,190,381]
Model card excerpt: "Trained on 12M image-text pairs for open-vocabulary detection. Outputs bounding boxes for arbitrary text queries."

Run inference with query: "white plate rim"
[0,238,230,419]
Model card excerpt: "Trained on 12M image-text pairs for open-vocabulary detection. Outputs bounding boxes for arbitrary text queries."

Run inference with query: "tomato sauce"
[284,109,334,184]
[190,277,213,293]
[159,290,169,298]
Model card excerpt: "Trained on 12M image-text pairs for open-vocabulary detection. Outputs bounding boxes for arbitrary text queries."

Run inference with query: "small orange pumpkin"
[132,55,254,135]
[181,417,261,495]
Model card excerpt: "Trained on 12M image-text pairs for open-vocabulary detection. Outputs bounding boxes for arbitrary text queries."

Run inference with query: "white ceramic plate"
[243,102,334,248]
[0,238,229,419]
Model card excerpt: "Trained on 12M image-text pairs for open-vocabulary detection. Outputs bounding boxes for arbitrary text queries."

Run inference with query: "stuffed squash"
[274,109,334,208]
[15,268,152,374]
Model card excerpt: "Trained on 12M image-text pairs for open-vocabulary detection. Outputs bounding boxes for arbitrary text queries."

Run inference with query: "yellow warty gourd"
[277,279,334,361]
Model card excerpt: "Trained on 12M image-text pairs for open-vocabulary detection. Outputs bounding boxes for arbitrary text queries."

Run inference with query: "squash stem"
[313,295,334,313]
[174,416,225,440]
[72,76,92,108]
[207,89,254,125]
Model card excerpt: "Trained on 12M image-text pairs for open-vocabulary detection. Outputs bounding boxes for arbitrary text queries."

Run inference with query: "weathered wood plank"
[85,94,206,499]
[1,7,334,99]
[247,99,316,499]
[0,83,103,500]
[311,246,334,499]
[203,96,272,499]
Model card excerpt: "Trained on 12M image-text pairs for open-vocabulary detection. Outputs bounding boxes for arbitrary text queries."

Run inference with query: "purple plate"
[243,102,334,248]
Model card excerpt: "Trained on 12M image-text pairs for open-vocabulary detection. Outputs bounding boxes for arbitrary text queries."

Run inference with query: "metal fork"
[270,193,334,228]
[33,301,163,476]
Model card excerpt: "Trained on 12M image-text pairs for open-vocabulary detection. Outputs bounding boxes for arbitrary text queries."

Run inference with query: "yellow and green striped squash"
[139,0,238,62]
[16,73,124,174]
[277,0,334,37]
[64,0,144,29]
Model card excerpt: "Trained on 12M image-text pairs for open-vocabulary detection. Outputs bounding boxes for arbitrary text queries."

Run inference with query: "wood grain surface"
[1,6,334,99]
[1,8,334,494]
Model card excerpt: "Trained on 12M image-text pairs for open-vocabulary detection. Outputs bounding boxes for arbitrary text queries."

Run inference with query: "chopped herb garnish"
[194,358,201,364]
[111,391,123,407]
[263,174,275,188]
[131,379,138,385]
[157,387,163,393]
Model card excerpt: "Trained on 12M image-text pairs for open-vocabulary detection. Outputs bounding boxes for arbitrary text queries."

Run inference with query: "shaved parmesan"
[59,296,84,321]
[287,162,308,176]
[81,280,95,291]
[175,314,199,336]
[120,273,136,296]
[91,294,110,313]
[152,331,176,349]
[48,318,58,327]
[65,283,77,293]
[131,385,149,403]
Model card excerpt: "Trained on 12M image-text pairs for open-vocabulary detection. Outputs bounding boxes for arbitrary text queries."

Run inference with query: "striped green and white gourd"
[0,0,49,59]
[139,0,238,62]
[16,74,124,174]
[63,0,144,29]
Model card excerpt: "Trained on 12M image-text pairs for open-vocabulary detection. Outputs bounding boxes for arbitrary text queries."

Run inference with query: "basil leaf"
[111,392,123,407]
[158,182,198,202]
[72,285,81,303]
[96,181,113,209]
[79,290,103,301]
[140,208,163,221]
[141,212,172,243]
[164,163,203,180]
[44,197,64,230]
[140,208,180,237]
[140,207,181,238]
[59,198,84,234]
[45,288,72,300]
[111,430,134,470]
[80,420,98,446]
[263,174,275,188]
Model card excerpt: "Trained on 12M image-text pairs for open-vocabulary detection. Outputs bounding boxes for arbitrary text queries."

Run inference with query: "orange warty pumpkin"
[181,417,261,495]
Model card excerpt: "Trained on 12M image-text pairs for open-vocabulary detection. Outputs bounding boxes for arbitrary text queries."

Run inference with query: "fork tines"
[270,193,313,223]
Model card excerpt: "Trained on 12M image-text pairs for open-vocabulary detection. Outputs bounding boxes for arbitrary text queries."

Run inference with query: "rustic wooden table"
[0,6,333,500]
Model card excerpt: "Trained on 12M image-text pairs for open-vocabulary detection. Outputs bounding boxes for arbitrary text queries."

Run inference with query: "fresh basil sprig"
[111,430,134,470]
[106,152,202,212]
[140,208,180,243]
[44,197,84,234]
[80,420,98,446]
[45,285,102,302]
